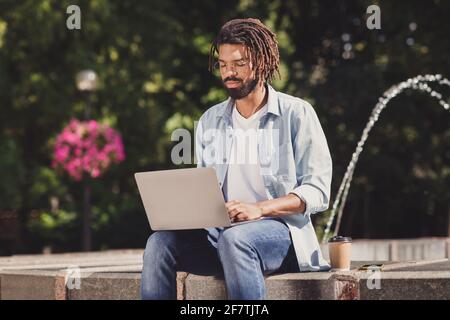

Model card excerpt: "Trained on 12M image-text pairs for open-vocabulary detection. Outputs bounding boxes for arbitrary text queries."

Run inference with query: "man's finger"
[228,208,240,219]
[225,200,239,208]
[228,206,243,219]
[231,212,242,221]
[226,203,241,212]
[234,212,247,221]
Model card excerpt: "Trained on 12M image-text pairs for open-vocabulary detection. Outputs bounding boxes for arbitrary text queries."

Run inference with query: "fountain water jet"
[322,74,450,243]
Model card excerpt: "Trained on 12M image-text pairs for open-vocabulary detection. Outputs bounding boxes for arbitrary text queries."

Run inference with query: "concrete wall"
[320,238,450,261]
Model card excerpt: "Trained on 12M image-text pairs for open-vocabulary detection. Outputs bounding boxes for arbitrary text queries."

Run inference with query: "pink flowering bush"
[52,119,125,181]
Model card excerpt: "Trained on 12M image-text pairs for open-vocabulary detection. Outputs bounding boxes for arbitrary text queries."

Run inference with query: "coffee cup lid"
[328,236,352,243]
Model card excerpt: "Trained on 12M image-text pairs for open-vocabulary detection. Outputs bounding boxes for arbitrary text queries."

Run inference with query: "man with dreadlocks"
[141,18,332,300]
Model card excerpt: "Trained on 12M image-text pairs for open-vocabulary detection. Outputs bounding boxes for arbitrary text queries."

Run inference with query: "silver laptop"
[134,167,260,230]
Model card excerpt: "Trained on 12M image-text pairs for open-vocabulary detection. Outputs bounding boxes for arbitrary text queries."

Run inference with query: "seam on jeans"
[249,246,265,299]
[244,236,292,299]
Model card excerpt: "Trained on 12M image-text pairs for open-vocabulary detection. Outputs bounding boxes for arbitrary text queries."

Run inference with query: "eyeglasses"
[213,59,250,72]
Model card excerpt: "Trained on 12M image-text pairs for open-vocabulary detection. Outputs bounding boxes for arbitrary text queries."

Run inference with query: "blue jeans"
[140,218,299,300]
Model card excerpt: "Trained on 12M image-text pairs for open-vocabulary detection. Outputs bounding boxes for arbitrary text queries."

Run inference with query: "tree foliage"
[0,0,449,254]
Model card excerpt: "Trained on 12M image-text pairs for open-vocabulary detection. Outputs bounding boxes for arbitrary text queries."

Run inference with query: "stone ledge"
[0,250,144,300]
[0,270,67,300]
[357,270,450,300]
[184,260,450,300]
[68,273,141,300]
[1,250,449,300]
[185,272,336,300]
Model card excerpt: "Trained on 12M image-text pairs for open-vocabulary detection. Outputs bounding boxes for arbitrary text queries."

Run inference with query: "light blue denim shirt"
[195,84,332,271]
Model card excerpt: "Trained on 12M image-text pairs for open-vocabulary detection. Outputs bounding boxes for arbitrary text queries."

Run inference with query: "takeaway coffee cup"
[328,236,352,271]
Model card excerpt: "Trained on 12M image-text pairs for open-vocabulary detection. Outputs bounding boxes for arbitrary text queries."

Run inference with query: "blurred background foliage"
[0,0,449,255]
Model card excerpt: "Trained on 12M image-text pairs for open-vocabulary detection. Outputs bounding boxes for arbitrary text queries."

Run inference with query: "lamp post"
[75,70,99,252]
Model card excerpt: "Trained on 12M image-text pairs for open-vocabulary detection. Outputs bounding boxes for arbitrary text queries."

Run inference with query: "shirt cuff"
[289,184,324,217]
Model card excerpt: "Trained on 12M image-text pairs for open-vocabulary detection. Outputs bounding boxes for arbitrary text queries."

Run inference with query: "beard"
[223,76,259,99]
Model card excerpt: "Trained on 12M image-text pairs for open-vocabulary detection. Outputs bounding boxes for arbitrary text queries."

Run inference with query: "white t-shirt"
[223,103,269,203]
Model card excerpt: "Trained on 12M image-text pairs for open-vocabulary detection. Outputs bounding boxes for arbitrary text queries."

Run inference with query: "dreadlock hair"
[209,18,280,83]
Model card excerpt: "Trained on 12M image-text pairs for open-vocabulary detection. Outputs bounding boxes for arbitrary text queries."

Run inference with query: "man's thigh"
[221,218,299,274]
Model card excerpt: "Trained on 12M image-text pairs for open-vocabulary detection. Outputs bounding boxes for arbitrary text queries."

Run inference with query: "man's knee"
[144,231,175,257]
[217,227,253,255]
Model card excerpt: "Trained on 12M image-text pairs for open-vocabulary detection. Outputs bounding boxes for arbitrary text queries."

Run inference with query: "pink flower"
[53,118,125,180]
[55,146,69,162]
[91,167,101,178]
[87,120,99,132]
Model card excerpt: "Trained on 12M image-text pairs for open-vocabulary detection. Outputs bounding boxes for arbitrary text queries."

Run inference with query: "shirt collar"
[217,83,281,121]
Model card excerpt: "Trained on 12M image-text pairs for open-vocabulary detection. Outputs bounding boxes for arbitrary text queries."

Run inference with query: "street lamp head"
[76,70,99,92]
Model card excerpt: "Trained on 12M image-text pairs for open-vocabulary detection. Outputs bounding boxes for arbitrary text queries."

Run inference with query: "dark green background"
[0,0,449,255]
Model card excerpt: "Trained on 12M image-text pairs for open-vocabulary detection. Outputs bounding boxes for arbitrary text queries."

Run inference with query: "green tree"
[0,0,449,254]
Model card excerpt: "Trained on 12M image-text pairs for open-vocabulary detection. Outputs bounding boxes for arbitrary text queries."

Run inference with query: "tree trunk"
[447,201,450,237]
[82,178,92,251]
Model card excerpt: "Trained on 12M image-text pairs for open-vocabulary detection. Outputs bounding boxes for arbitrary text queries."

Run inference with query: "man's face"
[217,44,258,99]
